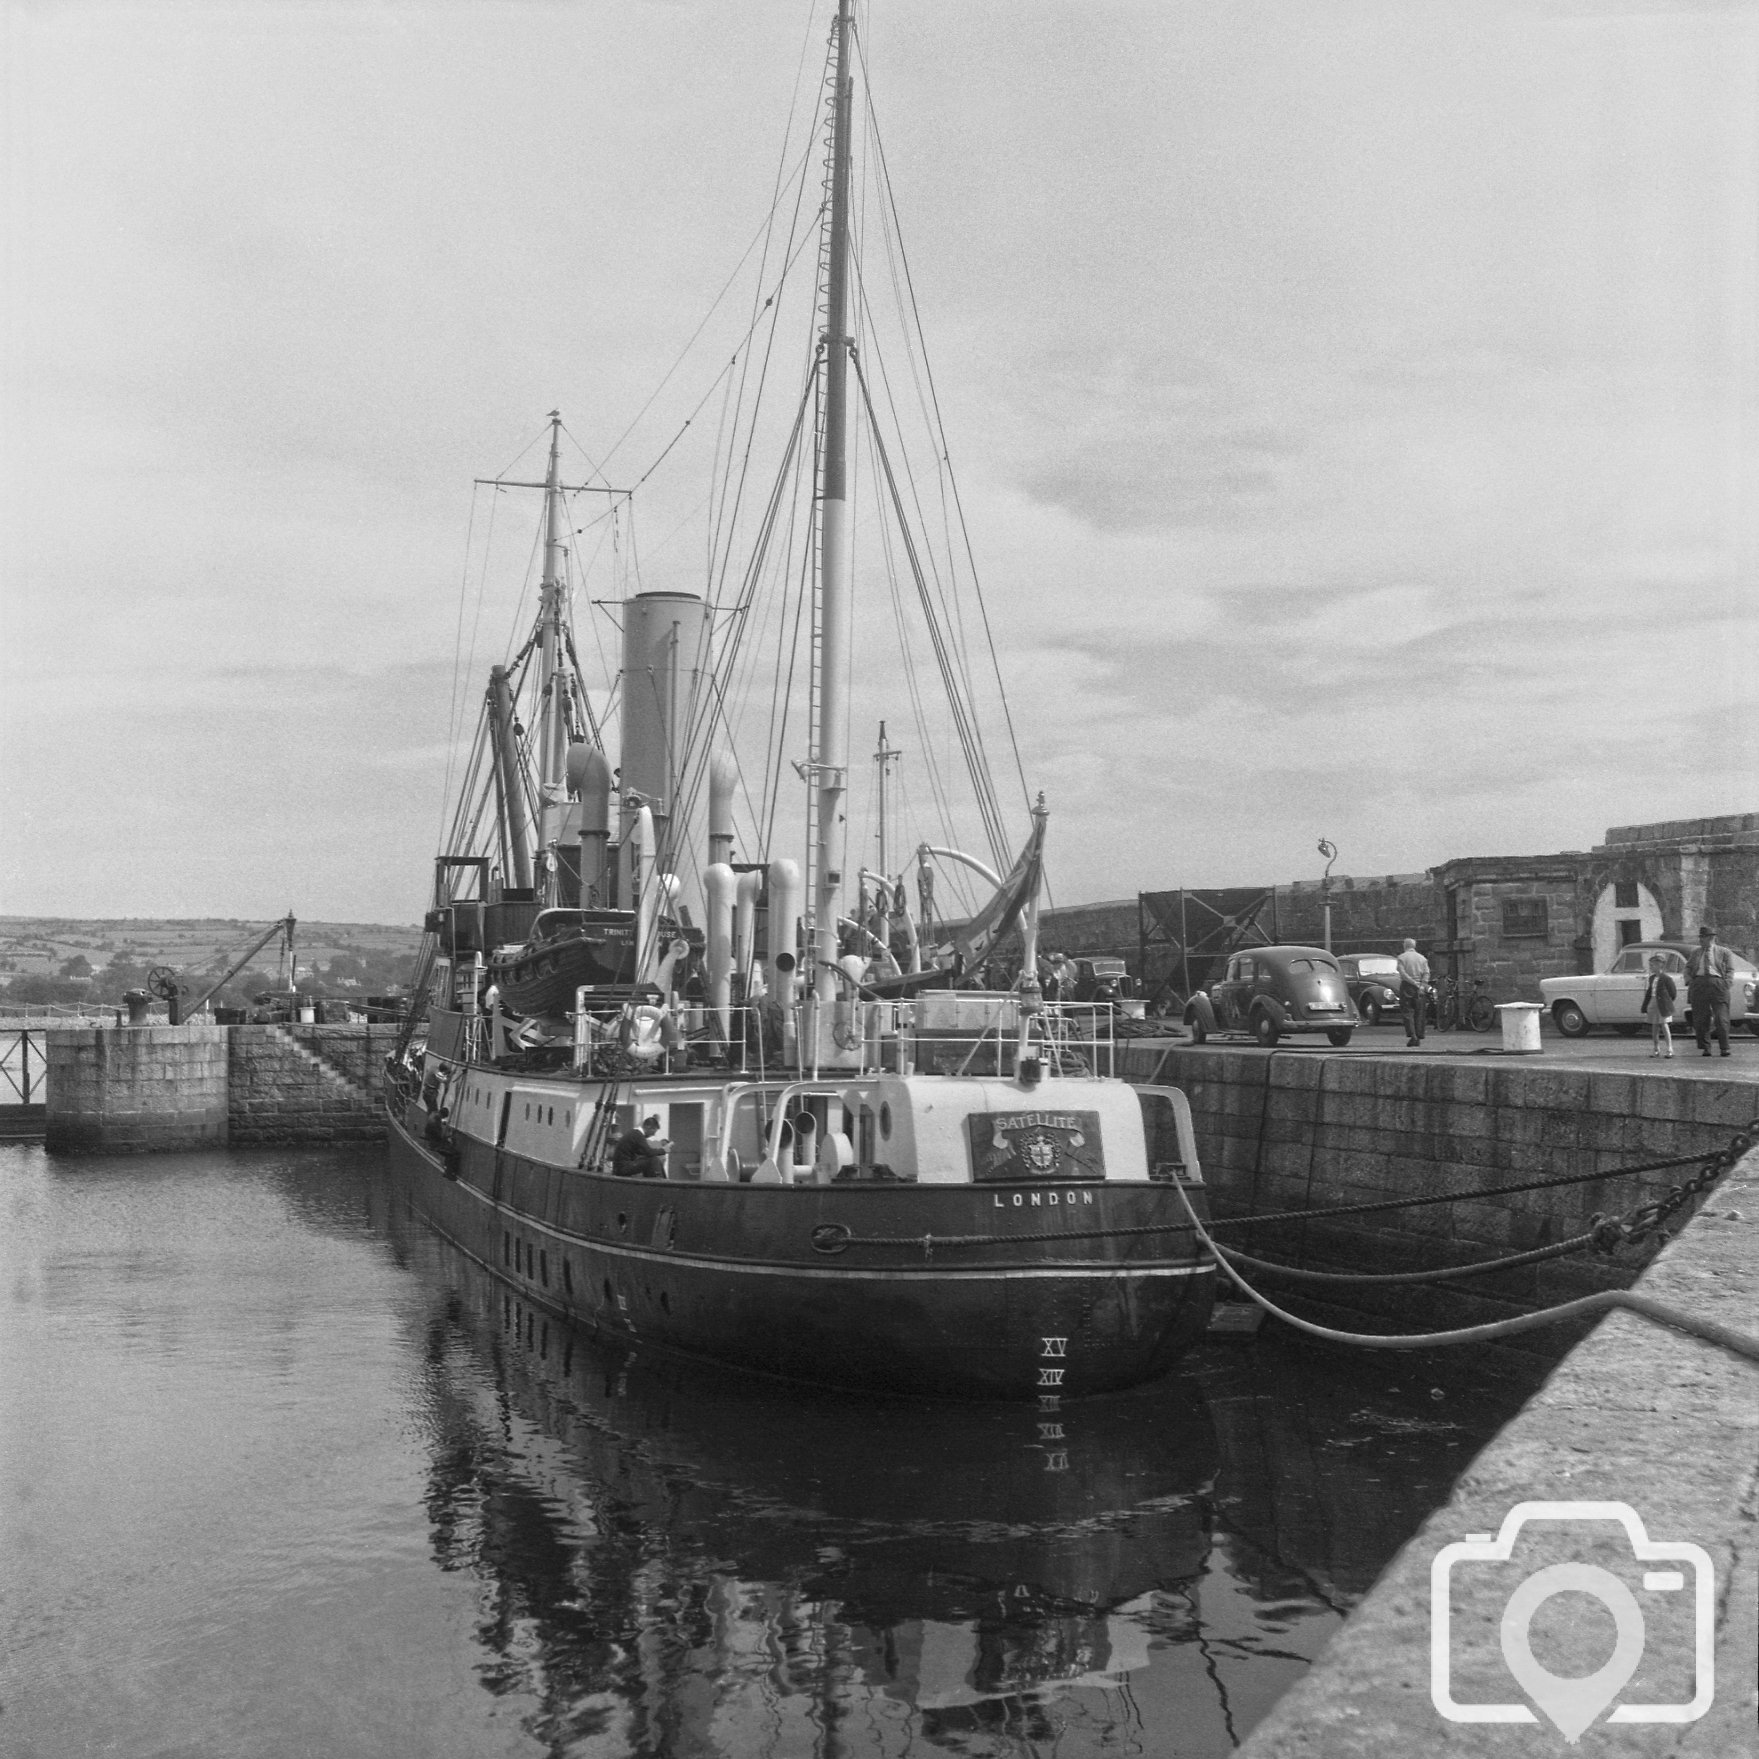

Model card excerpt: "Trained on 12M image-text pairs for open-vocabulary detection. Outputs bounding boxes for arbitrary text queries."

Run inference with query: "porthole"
[879,1102,892,1139]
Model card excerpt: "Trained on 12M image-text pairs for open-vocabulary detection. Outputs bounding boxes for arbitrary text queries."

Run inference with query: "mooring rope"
[1169,1136,1759,1363]
[809,1121,1758,1268]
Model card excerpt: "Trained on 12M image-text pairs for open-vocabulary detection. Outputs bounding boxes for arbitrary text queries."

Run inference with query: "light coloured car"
[1539,940,1759,1038]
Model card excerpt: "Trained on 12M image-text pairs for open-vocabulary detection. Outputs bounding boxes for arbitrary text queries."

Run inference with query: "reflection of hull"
[487,911,639,1014]
[382,1166,1218,1688]
[387,1110,1215,1400]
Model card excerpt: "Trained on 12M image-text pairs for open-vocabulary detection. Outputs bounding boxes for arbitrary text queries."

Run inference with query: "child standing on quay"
[1641,955,1677,1058]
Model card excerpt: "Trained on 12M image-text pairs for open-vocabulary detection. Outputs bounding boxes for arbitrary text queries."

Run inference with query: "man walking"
[1686,926,1734,1058]
[1396,937,1431,1047]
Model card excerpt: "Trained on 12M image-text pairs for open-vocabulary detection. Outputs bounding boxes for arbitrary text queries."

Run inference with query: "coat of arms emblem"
[1023,1131,1058,1172]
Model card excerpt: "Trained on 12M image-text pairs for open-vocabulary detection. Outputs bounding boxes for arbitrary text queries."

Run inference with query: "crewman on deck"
[612,1114,669,1178]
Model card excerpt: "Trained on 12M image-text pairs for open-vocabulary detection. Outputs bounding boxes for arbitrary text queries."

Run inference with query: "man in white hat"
[1686,926,1734,1058]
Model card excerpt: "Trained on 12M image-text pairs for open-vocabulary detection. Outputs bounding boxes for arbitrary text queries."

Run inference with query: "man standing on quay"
[1686,925,1734,1058]
[1396,937,1431,1048]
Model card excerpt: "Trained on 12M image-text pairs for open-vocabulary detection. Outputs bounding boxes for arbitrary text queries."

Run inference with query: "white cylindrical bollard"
[1496,1002,1543,1054]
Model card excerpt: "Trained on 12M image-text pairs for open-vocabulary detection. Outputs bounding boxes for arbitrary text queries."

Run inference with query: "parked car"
[1185,945,1356,1048]
[1538,941,1759,1038]
[1069,957,1135,1004]
[1335,952,1405,1024]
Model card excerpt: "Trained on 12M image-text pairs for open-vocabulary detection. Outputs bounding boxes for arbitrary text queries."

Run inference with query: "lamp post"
[1317,838,1338,954]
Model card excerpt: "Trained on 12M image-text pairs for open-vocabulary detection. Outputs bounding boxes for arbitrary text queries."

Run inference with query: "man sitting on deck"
[612,1114,670,1178]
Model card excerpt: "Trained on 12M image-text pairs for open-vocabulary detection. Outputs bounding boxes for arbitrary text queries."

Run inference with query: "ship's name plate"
[992,1188,1098,1208]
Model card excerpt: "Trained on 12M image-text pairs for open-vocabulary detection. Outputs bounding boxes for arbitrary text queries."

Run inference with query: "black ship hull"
[387,1099,1215,1400]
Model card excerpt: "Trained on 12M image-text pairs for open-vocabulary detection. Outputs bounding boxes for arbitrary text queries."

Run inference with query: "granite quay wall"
[1236,1144,1759,1758]
[280,1023,402,1092]
[1123,1045,1757,1355]
[45,1025,229,1154]
[228,1025,385,1146]
[40,1023,389,1153]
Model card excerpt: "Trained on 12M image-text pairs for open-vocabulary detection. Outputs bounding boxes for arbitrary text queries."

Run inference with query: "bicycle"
[1430,974,1496,1033]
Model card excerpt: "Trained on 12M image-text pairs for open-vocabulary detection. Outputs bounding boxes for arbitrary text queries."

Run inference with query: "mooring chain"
[1588,1117,1759,1254]
[806,1118,1759,1264]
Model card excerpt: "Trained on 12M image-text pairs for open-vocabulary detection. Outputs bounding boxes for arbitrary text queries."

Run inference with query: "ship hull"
[387,1103,1215,1400]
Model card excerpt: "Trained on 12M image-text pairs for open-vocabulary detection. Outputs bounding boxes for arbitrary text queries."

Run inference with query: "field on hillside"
[0,916,423,996]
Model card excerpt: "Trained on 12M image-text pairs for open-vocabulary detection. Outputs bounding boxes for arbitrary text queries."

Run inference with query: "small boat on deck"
[386,0,1215,1399]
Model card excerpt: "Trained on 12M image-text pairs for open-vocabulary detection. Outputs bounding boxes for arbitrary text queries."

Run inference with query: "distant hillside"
[0,915,424,1008]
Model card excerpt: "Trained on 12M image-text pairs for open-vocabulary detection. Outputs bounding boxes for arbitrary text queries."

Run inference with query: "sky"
[3,0,1755,926]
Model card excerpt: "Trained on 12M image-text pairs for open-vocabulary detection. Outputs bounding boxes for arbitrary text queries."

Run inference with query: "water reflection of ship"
[389,1181,1221,1746]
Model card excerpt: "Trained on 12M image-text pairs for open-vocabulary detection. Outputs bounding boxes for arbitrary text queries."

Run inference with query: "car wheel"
[1552,1001,1590,1039]
[1327,1027,1354,1047]
[1251,1009,1279,1049]
[1186,1014,1207,1045]
[1360,997,1380,1025]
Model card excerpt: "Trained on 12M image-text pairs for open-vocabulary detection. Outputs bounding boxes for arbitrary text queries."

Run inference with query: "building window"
[1618,920,1642,948]
[1614,880,1638,909]
[1502,898,1549,938]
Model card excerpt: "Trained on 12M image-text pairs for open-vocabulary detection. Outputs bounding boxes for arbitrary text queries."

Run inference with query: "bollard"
[1496,1001,1544,1054]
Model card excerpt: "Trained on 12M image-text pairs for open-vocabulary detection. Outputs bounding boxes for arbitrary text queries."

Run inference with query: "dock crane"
[147,915,297,1025]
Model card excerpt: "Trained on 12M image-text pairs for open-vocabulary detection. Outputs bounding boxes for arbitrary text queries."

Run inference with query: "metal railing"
[0,1028,46,1105]
[412,995,1122,1084]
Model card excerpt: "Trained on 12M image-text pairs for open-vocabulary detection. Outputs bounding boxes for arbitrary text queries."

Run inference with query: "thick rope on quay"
[1170,1145,1759,1364]
[810,1119,1759,1275]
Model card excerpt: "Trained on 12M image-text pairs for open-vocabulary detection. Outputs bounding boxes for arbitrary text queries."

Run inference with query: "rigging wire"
[854,29,1032,821]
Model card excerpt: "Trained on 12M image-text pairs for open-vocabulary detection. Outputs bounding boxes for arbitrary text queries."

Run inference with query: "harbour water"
[2,1144,1547,1757]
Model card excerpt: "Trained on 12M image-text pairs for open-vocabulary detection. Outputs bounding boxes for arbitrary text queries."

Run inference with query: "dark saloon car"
[1335,952,1404,1024]
[1185,946,1356,1048]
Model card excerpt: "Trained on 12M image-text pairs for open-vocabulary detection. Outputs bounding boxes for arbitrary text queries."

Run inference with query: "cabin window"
[879,1102,892,1140]
[525,1103,531,1120]
[539,1250,548,1287]
[563,1259,573,1296]
[502,1230,510,1265]
[564,1109,571,1127]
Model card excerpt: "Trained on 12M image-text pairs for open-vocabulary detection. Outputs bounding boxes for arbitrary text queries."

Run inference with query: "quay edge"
[1234,1141,1759,1757]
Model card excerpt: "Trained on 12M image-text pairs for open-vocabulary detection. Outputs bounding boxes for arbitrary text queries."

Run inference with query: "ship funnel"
[708,750,737,869]
[619,590,713,875]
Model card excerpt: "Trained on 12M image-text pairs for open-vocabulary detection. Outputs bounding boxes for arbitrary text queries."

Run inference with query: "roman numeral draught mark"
[1038,1367,1065,1387]
[1041,1336,1068,1358]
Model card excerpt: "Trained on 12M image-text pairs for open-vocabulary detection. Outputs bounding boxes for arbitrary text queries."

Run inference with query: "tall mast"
[874,720,902,876]
[537,410,568,794]
[812,0,855,1014]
